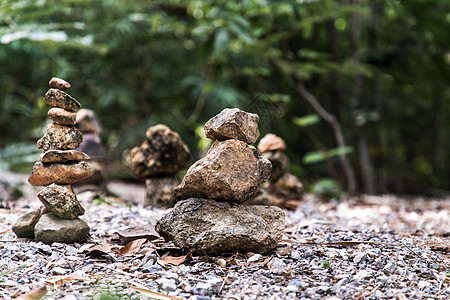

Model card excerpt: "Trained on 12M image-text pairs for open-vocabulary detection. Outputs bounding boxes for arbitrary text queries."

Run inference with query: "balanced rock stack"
[156,108,285,254]
[12,77,94,244]
[129,124,190,208]
[258,133,303,208]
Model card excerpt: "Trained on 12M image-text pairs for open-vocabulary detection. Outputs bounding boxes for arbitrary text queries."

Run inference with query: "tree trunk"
[350,0,375,194]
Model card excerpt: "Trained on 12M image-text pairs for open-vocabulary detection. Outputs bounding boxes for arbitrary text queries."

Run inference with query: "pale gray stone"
[11,207,47,239]
[34,213,89,244]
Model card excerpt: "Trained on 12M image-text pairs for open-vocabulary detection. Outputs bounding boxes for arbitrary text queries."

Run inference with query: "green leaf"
[293,114,320,127]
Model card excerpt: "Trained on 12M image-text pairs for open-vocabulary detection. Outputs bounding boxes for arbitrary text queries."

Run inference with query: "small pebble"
[49,77,71,91]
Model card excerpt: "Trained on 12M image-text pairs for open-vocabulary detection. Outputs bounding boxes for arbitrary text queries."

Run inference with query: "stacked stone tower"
[157,108,285,254]
[13,77,94,244]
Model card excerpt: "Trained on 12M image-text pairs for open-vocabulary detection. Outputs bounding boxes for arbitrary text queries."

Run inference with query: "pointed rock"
[44,88,81,111]
[76,109,102,134]
[37,123,83,152]
[48,107,77,126]
[174,139,271,203]
[49,77,71,91]
[204,108,260,144]
[40,149,90,163]
[156,198,285,254]
[28,161,95,186]
[11,207,47,239]
[37,184,85,219]
[34,213,89,244]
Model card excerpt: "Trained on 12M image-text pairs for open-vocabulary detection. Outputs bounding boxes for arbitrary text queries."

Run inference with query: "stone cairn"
[257,133,303,209]
[12,77,94,244]
[156,108,285,254]
[129,124,190,208]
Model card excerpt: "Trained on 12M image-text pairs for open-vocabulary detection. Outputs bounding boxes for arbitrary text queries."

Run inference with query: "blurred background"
[0,0,449,195]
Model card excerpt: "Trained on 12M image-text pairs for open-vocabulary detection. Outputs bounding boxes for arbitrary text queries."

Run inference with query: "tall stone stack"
[129,124,190,208]
[156,108,285,254]
[12,77,94,244]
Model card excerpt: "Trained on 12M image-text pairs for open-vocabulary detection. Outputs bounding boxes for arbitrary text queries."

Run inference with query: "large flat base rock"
[35,213,90,244]
[156,198,285,254]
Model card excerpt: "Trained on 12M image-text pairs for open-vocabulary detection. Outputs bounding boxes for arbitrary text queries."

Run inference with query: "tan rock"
[28,161,95,186]
[40,149,90,163]
[257,133,286,153]
[174,139,271,203]
[11,207,48,239]
[37,123,83,152]
[48,107,77,125]
[37,184,84,219]
[49,77,71,91]
[267,173,303,199]
[44,88,81,111]
[204,108,260,144]
[145,176,179,208]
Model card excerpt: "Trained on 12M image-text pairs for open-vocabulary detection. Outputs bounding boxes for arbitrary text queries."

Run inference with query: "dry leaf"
[116,226,159,244]
[159,253,192,266]
[131,286,184,300]
[16,286,47,300]
[0,228,11,235]
[45,275,92,285]
[119,238,147,255]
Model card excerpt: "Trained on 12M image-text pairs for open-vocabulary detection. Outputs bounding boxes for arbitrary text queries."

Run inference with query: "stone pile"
[157,108,285,254]
[129,124,190,208]
[12,77,94,244]
[257,133,303,209]
[75,109,107,185]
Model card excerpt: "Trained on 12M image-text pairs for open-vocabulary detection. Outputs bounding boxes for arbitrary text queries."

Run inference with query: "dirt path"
[0,171,449,299]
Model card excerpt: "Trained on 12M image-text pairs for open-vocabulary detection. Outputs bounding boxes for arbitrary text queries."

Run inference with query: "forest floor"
[0,170,449,300]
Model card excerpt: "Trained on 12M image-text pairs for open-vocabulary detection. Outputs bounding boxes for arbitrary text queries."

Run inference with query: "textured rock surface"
[11,207,47,239]
[49,77,71,91]
[44,88,81,111]
[145,176,179,208]
[156,198,285,254]
[204,108,260,144]
[257,133,286,153]
[28,161,95,186]
[37,184,85,219]
[40,150,90,163]
[37,123,83,152]
[129,124,190,178]
[48,107,77,126]
[262,150,289,182]
[267,173,303,199]
[34,213,90,244]
[174,139,271,203]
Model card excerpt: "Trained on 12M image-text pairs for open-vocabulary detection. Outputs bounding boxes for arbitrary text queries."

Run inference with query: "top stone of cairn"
[49,77,71,91]
[204,108,260,144]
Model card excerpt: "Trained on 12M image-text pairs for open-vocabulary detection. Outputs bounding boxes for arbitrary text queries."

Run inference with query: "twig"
[218,273,229,295]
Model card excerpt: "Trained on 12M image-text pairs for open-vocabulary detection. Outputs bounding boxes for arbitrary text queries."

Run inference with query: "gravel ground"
[0,171,449,299]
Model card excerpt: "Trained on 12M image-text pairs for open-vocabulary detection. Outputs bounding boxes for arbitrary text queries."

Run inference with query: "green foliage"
[0,0,449,193]
[313,179,342,200]
[321,260,331,269]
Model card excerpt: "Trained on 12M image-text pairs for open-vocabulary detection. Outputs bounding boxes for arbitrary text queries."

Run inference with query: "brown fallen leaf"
[119,238,147,255]
[159,253,192,266]
[45,275,92,285]
[16,286,47,300]
[116,226,159,244]
[0,228,11,235]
